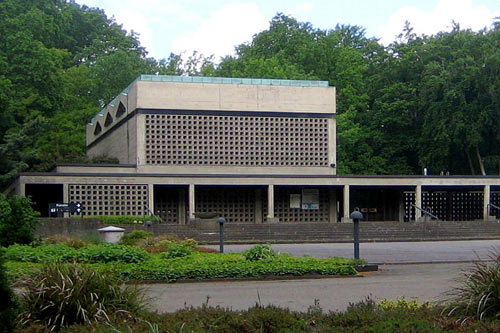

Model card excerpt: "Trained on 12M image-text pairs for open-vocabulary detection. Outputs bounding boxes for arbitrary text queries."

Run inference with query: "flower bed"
[4,243,359,283]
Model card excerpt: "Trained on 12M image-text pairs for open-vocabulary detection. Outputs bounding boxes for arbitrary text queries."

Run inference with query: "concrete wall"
[87,116,137,164]
[135,81,336,114]
[36,218,100,238]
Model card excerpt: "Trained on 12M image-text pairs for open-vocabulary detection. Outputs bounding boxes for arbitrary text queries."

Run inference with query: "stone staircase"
[122,220,500,244]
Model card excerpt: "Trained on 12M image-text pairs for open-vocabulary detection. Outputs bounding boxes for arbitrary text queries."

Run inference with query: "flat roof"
[136,75,329,87]
[90,75,330,124]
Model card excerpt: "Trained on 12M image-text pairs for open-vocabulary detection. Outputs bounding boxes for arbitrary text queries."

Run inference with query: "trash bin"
[97,226,125,243]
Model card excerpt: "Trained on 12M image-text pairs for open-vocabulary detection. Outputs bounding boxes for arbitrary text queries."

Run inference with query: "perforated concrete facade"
[69,184,148,216]
[144,114,329,167]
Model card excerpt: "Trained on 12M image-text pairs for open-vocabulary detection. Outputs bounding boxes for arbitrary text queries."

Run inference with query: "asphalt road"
[145,262,470,314]
[145,240,498,313]
[206,239,500,264]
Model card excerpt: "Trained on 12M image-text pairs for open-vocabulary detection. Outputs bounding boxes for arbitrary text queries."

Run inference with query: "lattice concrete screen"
[451,192,483,221]
[492,192,500,218]
[196,188,256,223]
[145,114,329,167]
[154,187,180,223]
[69,184,148,216]
[404,191,483,221]
[265,188,330,223]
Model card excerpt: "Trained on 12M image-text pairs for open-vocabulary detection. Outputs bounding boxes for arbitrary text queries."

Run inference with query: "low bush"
[444,253,500,321]
[0,248,18,333]
[43,234,89,248]
[5,243,150,264]
[5,244,79,263]
[134,234,198,253]
[120,230,154,246]
[18,263,147,331]
[163,243,192,259]
[116,253,358,282]
[79,243,150,263]
[243,244,277,261]
[19,298,500,332]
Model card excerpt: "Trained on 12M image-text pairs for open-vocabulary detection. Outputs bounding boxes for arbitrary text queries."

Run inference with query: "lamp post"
[216,217,226,253]
[350,208,363,260]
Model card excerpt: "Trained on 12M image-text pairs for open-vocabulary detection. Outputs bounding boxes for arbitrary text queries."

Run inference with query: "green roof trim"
[138,75,329,87]
[89,75,329,124]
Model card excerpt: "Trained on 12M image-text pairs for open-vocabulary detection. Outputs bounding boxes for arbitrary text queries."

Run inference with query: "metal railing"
[410,203,439,220]
[144,205,162,223]
[487,203,500,217]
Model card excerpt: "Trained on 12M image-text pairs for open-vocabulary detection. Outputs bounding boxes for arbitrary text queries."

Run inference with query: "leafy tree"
[0,194,39,247]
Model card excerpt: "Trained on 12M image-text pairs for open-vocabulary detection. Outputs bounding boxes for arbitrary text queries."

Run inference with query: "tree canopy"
[0,3,498,189]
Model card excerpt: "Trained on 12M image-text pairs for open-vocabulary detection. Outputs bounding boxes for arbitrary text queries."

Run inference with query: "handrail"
[487,203,500,216]
[144,205,162,223]
[410,203,439,220]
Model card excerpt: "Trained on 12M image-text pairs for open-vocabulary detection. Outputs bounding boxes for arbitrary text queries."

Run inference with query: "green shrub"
[87,215,158,224]
[444,253,500,321]
[5,243,149,264]
[18,263,146,331]
[43,234,89,248]
[0,248,18,333]
[243,244,277,261]
[180,238,198,249]
[164,243,192,259]
[118,253,357,282]
[0,194,39,247]
[79,243,150,263]
[120,230,154,246]
[5,244,79,263]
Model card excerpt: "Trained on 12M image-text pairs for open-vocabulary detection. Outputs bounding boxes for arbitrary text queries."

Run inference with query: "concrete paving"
[144,262,471,314]
[207,239,500,264]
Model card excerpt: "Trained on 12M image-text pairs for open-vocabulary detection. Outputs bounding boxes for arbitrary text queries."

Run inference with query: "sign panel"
[48,202,85,216]
[301,189,319,210]
[290,194,301,208]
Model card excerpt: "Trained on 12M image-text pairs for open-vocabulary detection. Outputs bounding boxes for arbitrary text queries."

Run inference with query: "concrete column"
[136,114,146,166]
[178,188,186,224]
[328,188,337,223]
[342,185,350,222]
[327,117,336,175]
[415,185,422,221]
[188,184,195,220]
[484,185,491,220]
[266,185,276,222]
[398,191,405,222]
[254,188,263,224]
[147,184,154,217]
[19,180,25,197]
[63,184,70,218]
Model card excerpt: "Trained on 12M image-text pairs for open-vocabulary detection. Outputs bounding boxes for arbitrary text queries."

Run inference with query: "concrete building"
[7,75,500,223]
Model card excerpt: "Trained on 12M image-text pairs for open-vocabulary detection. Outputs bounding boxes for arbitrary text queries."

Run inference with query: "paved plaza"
[144,240,500,314]
[145,262,470,313]
[206,239,500,264]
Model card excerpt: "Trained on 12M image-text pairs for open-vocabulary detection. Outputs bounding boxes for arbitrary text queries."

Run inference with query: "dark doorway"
[25,184,63,217]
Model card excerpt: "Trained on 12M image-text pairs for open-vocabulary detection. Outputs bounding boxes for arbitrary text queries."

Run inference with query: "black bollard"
[216,217,226,253]
[350,208,363,260]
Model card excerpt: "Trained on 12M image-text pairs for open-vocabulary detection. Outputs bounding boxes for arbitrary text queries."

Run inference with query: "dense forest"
[0,0,499,189]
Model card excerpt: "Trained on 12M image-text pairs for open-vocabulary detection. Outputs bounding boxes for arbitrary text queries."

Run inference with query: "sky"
[78,0,499,61]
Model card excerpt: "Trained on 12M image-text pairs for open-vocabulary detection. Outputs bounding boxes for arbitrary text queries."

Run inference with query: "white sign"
[290,194,301,208]
[301,189,319,210]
